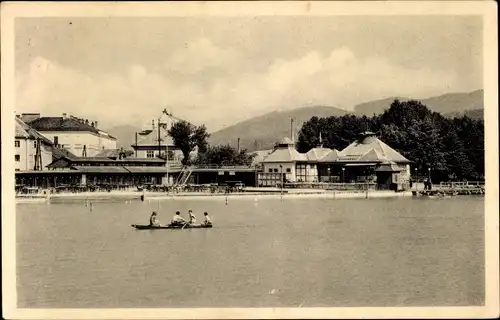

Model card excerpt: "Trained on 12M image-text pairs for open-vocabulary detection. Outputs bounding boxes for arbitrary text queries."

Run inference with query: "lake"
[16,196,484,308]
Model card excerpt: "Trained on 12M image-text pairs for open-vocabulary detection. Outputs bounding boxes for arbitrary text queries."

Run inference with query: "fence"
[282,182,378,191]
[438,181,485,189]
[193,164,257,170]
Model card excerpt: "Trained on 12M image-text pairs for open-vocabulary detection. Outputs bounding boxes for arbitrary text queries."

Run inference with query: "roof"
[375,162,403,172]
[51,147,78,160]
[318,149,341,162]
[28,117,116,140]
[73,166,130,173]
[337,132,411,163]
[94,149,120,158]
[251,149,273,165]
[277,137,294,146]
[306,147,332,161]
[123,167,170,173]
[15,117,54,145]
[263,145,307,163]
[132,126,175,147]
[69,157,165,164]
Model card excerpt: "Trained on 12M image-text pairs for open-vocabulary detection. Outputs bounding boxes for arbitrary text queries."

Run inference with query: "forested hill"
[353,90,483,116]
[208,106,348,152]
[297,100,484,181]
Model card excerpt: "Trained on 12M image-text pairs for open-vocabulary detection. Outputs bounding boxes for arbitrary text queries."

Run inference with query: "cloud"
[165,38,243,75]
[16,43,461,132]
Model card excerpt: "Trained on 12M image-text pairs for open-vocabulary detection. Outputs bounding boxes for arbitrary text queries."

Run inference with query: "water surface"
[17,196,484,308]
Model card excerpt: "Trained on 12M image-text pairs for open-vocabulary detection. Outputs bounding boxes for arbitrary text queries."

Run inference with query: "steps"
[175,166,193,186]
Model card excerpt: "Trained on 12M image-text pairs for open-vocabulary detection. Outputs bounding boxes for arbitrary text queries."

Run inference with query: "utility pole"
[134,132,138,158]
[157,118,161,159]
[34,138,42,171]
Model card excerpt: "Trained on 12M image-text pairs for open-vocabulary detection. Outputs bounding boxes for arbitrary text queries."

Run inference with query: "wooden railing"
[282,182,378,190]
[192,164,257,170]
[438,181,485,189]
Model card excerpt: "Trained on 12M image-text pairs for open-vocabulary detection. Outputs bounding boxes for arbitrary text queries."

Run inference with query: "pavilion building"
[259,132,412,190]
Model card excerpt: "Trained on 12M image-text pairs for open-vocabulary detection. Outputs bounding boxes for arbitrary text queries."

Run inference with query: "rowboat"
[131,223,213,230]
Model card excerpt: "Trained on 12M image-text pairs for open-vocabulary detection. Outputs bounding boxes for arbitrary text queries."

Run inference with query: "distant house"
[318,132,412,189]
[130,122,185,163]
[23,113,117,157]
[258,132,412,190]
[259,137,307,186]
[15,117,53,172]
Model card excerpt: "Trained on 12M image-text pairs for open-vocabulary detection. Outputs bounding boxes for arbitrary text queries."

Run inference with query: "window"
[53,136,59,146]
[15,140,20,148]
[33,141,37,148]
[146,151,155,158]
[286,168,291,173]
[273,168,278,173]
[268,168,272,173]
[15,155,20,162]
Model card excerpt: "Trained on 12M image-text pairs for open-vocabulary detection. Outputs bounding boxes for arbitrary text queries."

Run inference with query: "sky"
[15,16,483,131]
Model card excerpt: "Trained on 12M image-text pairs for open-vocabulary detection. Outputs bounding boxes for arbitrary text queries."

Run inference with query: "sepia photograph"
[2,1,498,319]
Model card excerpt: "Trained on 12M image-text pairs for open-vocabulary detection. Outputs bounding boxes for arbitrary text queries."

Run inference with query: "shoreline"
[16,189,417,204]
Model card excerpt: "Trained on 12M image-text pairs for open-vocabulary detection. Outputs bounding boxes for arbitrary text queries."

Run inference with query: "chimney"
[85,119,89,125]
[62,113,67,118]
[237,137,240,153]
[94,121,98,128]
[290,118,294,142]
[91,121,95,127]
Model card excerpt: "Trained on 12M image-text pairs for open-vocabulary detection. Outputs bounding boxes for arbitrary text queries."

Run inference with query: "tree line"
[297,100,484,181]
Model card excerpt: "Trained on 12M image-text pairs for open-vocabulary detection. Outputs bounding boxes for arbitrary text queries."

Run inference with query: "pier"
[412,181,485,196]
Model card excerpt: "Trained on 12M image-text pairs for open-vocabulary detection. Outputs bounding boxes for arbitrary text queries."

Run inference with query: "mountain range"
[106,89,483,151]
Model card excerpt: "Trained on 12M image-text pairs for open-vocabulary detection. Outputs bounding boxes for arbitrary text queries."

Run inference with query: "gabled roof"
[15,117,53,145]
[132,126,175,147]
[338,132,411,163]
[29,117,99,133]
[51,147,78,160]
[306,147,332,161]
[318,149,341,162]
[251,149,273,165]
[28,117,116,140]
[263,148,307,162]
[263,139,307,163]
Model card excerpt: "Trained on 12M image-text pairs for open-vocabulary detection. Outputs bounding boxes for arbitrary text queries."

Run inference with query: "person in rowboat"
[149,211,161,227]
[201,212,212,226]
[188,210,196,225]
[171,211,187,226]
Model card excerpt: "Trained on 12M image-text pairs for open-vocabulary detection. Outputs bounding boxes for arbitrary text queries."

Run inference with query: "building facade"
[259,132,412,190]
[15,117,53,172]
[22,113,117,157]
[130,122,186,164]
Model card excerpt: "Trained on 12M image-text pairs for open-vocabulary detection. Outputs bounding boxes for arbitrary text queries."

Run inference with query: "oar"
[181,222,188,229]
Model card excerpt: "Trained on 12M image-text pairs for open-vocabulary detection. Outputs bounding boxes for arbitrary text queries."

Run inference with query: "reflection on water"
[17,196,484,308]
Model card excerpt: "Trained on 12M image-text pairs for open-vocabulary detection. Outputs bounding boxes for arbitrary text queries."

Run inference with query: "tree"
[195,144,255,166]
[296,98,485,181]
[158,150,176,161]
[168,120,210,165]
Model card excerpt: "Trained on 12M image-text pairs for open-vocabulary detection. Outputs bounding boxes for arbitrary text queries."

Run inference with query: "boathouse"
[318,132,412,190]
[259,132,412,190]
